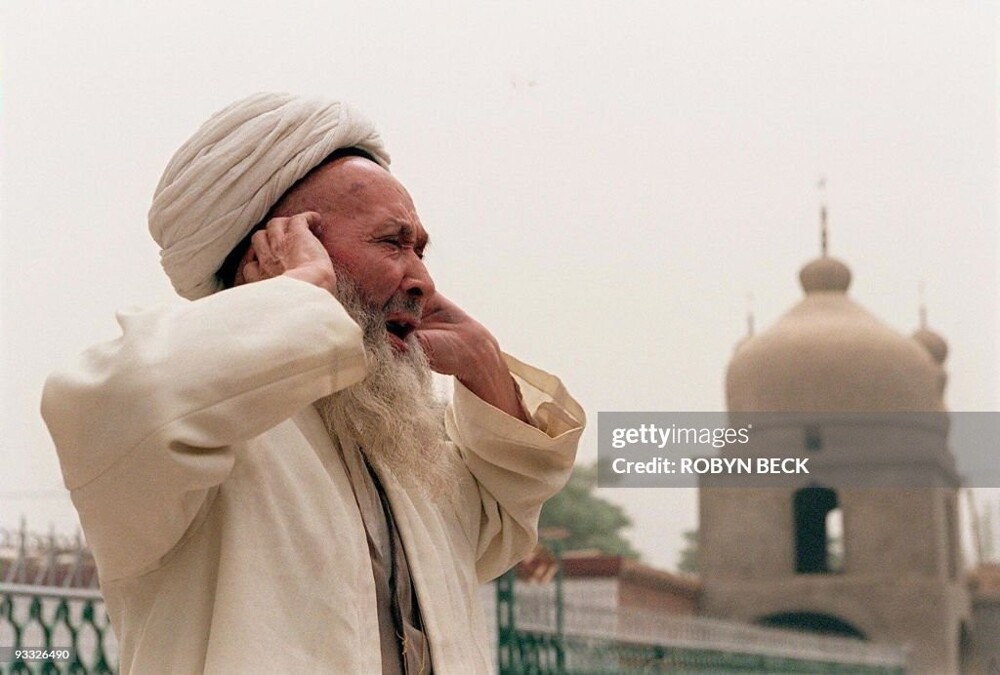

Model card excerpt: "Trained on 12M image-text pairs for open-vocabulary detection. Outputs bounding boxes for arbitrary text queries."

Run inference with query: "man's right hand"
[237,212,337,295]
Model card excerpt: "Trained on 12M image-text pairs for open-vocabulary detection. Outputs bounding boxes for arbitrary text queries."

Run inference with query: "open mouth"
[385,316,417,352]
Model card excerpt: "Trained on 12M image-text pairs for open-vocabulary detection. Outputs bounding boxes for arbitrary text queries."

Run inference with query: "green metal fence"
[0,584,117,675]
[5,575,907,675]
[0,524,117,674]
[495,568,907,674]
[501,631,906,674]
[2,517,908,674]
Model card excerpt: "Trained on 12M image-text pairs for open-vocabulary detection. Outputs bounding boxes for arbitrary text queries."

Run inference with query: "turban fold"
[148,92,390,300]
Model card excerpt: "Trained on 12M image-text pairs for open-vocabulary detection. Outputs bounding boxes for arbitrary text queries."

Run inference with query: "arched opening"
[759,612,866,640]
[794,487,840,574]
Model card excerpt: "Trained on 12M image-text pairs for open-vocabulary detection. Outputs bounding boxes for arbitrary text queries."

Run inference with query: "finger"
[251,229,273,258]
[243,260,261,283]
[251,230,276,275]
[264,217,291,251]
[289,210,322,226]
[286,211,324,238]
[421,304,454,324]
[420,294,444,319]
[265,216,290,233]
[414,332,438,367]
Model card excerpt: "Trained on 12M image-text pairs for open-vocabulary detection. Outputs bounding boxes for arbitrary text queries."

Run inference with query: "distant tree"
[677,529,699,574]
[539,462,640,558]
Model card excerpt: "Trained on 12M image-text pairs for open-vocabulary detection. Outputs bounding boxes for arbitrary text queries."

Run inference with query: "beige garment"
[41,276,584,674]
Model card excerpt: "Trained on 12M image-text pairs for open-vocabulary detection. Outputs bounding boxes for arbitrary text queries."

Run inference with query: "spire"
[733,292,756,353]
[818,176,828,256]
[800,178,851,294]
[912,281,948,366]
[918,281,928,329]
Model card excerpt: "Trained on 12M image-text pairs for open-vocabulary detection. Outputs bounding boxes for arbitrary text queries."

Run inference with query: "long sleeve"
[41,276,367,580]
[443,354,585,583]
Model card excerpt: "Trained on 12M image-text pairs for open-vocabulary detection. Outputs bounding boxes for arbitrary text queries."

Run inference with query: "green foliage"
[539,462,640,558]
[677,529,699,574]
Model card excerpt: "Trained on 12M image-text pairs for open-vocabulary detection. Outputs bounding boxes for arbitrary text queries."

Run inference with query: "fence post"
[552,539,565,674]
[496,567,517,675]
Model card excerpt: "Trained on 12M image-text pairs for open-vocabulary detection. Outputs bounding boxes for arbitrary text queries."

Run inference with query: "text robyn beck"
[611,457,809,475]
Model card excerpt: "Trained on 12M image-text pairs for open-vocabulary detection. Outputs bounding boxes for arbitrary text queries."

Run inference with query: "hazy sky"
[1,1,997,571]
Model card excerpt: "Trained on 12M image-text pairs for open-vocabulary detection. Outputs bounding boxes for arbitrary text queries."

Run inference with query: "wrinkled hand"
[417,294,529,422]
[415,293,490,377]
[238,212,337,294]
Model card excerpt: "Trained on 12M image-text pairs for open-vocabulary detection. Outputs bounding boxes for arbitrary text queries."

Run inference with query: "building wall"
[700,571,968,673]
[965,598,1000,673]
[699,487,794,579]
[842,488,952,577]
[618,575,697,616]
[699,419,969,674]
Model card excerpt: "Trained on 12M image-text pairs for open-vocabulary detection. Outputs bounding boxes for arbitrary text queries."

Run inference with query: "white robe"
[41,276,584,674]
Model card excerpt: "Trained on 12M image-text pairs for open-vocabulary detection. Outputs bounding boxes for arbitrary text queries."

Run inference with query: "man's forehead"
[315,158,428,241]
[319,157,412,204]
[325,155,394,186]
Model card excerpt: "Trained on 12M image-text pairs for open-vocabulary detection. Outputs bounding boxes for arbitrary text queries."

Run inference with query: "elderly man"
[41,93,584,674]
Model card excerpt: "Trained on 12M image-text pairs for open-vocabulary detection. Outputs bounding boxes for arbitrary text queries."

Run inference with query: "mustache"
[383,294,422,323]
[332,267,423,331]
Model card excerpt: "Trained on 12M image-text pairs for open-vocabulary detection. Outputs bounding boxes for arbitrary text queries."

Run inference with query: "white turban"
[148,92,390,300]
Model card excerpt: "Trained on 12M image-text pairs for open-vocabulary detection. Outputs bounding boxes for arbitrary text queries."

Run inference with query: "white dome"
[727,257,945,413]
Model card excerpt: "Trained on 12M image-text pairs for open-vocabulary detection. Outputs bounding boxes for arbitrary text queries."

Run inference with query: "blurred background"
[1,0,996,581]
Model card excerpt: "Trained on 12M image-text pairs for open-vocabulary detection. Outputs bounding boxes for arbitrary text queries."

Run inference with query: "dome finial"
[800,179,851,294]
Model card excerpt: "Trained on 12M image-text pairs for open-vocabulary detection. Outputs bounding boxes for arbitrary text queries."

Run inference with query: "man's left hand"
[416,294,529,423]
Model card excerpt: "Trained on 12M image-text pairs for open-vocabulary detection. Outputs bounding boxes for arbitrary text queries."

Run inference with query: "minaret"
[703,196,968,673]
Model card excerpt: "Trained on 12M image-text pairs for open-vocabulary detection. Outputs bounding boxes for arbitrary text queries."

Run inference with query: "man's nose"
[401,254,435,300]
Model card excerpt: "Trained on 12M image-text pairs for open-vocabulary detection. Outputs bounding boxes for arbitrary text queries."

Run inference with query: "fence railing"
[496,570,909,674]
[0,583,118,674]
[2,519,909,674]
[0,523,118,674]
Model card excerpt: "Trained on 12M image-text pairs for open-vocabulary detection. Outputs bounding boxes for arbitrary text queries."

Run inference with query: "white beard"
[314,276,449,498]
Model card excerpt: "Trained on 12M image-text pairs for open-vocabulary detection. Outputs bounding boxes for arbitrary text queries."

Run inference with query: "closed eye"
[378,236,426,260]
[377,237,403,250]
